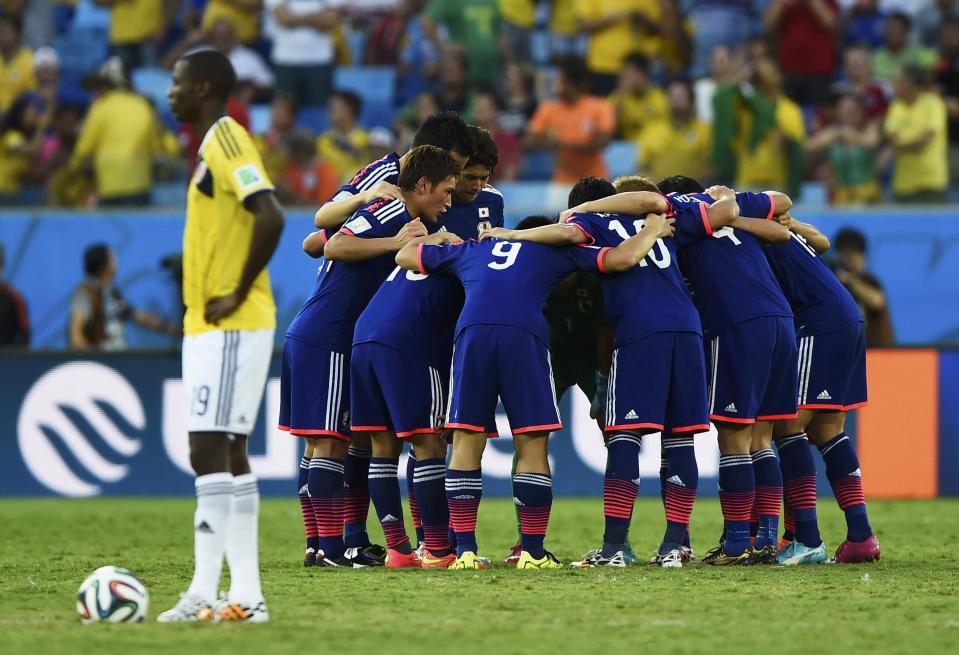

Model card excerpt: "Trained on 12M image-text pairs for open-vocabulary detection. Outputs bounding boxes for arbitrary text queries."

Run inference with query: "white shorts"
[182,329,274,435]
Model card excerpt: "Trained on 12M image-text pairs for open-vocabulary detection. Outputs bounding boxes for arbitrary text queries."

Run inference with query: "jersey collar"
[197,116,231,158]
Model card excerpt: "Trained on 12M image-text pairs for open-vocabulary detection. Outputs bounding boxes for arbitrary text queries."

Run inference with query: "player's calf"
[513,432,554,563]
[446,430,487,559]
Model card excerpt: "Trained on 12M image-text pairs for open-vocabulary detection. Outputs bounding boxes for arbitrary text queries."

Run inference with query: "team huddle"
[161,51,879,625]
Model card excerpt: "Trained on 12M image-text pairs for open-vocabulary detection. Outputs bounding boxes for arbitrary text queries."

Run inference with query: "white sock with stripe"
[225,473,263,605]
[186,472,233,604]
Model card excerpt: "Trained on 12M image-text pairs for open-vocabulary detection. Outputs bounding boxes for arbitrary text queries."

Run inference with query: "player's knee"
[370,432,402,458]
[750,422,773,451]
[188,432,232,475]
[805,411,845,446]
[716,423,752,454]
[411,433,446,459]
[515,432,550,474]
[312,436,349,458]
[229,435,251,475]
[350,432,372,450]
[302,439,315,458]
[450,430,486,468]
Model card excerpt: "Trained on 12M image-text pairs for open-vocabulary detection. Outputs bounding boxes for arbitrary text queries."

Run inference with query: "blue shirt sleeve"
[564,244,608,275]
[735,192,774,220]
[417,242,468,275]
[564,214,599,245]
[340,208,405,239]
[491,194,505,228]
[673,202,712,248]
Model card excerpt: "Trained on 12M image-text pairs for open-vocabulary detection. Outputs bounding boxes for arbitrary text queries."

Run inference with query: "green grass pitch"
[2,497,958,655]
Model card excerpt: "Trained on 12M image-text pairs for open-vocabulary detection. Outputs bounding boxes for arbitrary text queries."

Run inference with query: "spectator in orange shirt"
[526,57,615,184]
[276,129,338,205]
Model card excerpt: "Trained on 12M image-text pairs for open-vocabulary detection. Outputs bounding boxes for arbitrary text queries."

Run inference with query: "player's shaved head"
[657,175,705,195]
[179,49,237,102]
[516,215,553,230]
[613,175,659,193]
[568,177,615,208]
[398,145,460,191]
[413,111,476,161]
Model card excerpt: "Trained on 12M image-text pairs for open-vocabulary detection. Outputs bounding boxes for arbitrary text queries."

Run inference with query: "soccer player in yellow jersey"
[159,50,284,625]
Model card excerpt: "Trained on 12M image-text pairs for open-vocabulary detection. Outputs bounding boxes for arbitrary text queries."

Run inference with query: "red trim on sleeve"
[416,243,427,274]
[698,202,713,236]
[567,221,596,245]
[765,193,776,220]
[659,193,675,217]
[339,227,356,237]
[318,229,328,245]
[597,246,612,274]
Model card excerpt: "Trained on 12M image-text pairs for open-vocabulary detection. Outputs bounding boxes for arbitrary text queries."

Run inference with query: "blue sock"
[819,433,873,542]
[413,457,451,555]
[309,457,345,559]
[298,456,319,551]
[513,472,553,559]
[446,468,482,556]
[343,447,372,548]
[368,457,411,552]
[718,454,754,557]
[777,433,822,547]
[406,453,425,545]
[752,448,782,550]
[602,433,641,557]
[661,433,699,551]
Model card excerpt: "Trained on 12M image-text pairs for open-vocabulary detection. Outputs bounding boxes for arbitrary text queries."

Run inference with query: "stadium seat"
[603,141,637,179]
[72,0,111,31]
[151,182,187,207]
[518,150,555,181]
[333,67,396,106]
[358,100,395,130]
[250,104,272,135]
[132,68,173,108]
[799,182,829,206]
[54,30,108,83]
[298,106,329,134]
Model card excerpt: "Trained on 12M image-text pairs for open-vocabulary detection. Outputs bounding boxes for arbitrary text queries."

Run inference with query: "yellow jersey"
[608,86,668,140]
[0,48,35,112]
[183,117,277,335]
[885,92,948,195]
[110,0,162,44]
[500,0,536,28]
[316,128,369,184]
[0,130,29,195]
[638,117,711,182]
[735,95,805,190]
[575,0,661,74]
[203,0,260,44]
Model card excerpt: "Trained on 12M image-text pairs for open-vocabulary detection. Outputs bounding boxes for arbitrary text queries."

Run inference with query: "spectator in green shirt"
[872,12,937,83]
[421,0,501,85]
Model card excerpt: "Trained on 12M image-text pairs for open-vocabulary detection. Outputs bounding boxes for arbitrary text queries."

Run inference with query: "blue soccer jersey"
[565,204,711,347]
[436,186,505,239]
[415,239,609,346]
[764,232,863,337]
[670,192,793,339]
[329,152,401,201]
[286,197,413,352]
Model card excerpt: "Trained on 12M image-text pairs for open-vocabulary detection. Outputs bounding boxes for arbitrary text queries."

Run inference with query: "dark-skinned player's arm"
[777,213,831,253]
[478,223,589,246]
[560,191,671,222]
[313,180,403,228]
[205,191,285,324]
[324,218,429,262]
[601,214,676,272]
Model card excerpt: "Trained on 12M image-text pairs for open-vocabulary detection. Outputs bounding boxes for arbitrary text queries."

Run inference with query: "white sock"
[225,473,264,605]
[186,472,233,605]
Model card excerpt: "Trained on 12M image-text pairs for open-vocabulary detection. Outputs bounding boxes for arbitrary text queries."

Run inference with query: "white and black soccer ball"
[76,566,148,624]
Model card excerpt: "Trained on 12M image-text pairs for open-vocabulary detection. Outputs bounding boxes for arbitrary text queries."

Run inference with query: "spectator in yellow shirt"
[549,0,586,58]
[68,58,169,206]
[316,90,369,184]
[884,63,949,203]
[203,0,262,44]
[93,0,171,70]
[575,0,662,95]
[0,15,35,112]
[0,93,48,202]
[499,0,535,61]
[638,80,711,183]
[608,54,668,140]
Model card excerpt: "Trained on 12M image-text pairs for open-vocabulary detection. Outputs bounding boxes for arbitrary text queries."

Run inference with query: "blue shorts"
[278,337,351,440]
[606,332,710,434]
[797,322,868,411]
[707,316,799,424]
[350,342,447,438]
[447,324,561,435]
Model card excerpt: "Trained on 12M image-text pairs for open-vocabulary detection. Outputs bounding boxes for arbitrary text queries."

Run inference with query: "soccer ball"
[76,566,148,624]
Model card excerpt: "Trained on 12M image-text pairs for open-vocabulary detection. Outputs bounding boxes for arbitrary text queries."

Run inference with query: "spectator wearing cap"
[607,54,667,141]
[0,243,29,348]
[202,0,262,44]
[527,57,615,184]
[0,14,35,113]
[265,0,343,108]
[637,80,711,183]
[884,63,948,203]
[93,0,174,70]
[276,129,339,204]
[575,0,663,96]
[806,95,881,205]
[421,0,501,85]
[832,228,894,346]
[872,12,937,84]
[316,90,370,183]
[936,17,959,189]
[764,0,840,108]
[68,58,170,207]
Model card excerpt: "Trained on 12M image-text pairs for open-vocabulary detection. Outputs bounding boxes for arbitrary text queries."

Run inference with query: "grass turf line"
[1,498,957,655]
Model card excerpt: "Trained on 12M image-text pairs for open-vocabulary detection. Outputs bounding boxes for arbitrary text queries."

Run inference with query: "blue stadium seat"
[298,106,329,134]
[333,67,396,106]
[518,150,555,181]
[603,141,637,179]
[72,0,111,31]
[250,104,271,135]
[151,183,187,208]
[132,68,172,109]
[54,30,108,83]
[358,100,395,130]
[496,182,549,224]
[799,182,829,206]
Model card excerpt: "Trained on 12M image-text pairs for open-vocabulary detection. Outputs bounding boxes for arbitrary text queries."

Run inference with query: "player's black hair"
[886,11,911,29]
[84,243,111,277]
[556,56,590,90]
[623,53,651,74]
[834,228,867,254]
[180,49,237,102]
[397,145,461,191]
[0,13,22,35]
[413,111,476,159]
[568,176,615,208]
[657,175,705,195]
[516,215,554,231]
[466,125,498,172]
[331,90,362,119]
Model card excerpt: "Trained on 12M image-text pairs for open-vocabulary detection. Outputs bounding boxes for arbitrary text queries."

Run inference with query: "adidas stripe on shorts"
[795,321,868,411]
[278,336,351,440]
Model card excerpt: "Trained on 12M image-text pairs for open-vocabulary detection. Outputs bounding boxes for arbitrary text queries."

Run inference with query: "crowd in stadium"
[0,0,956,208]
